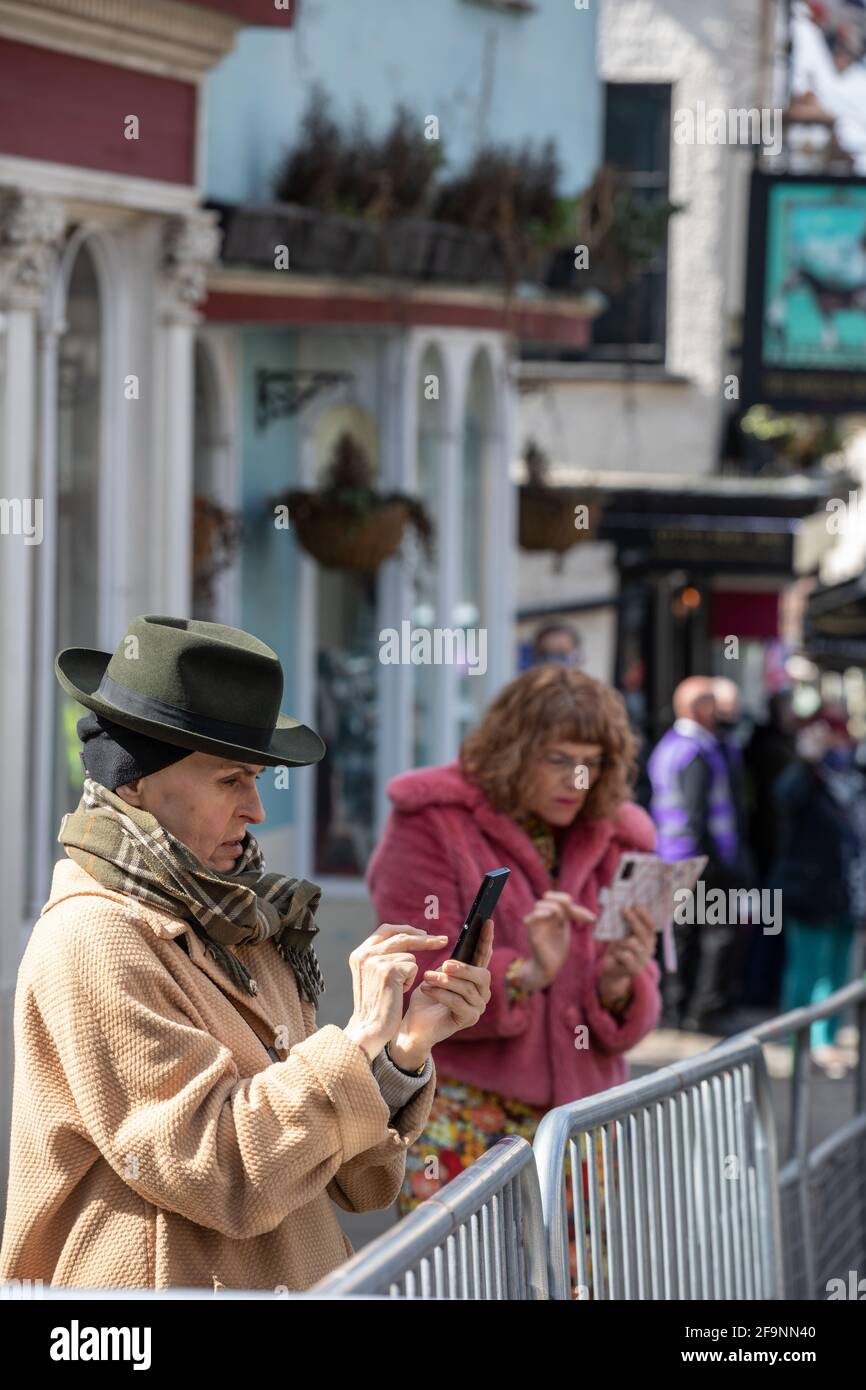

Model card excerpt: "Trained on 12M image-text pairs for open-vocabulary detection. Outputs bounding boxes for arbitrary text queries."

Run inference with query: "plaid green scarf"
[58,778,325,1005]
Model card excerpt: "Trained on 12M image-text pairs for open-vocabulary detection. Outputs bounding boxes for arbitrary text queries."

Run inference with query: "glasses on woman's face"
[541,751,606,782]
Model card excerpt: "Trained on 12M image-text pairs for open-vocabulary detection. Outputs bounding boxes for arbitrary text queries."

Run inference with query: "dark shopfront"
[804,571,866,673]
[599,482,833,748]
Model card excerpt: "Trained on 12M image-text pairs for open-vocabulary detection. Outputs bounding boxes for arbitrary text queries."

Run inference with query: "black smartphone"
[449,868,510,963]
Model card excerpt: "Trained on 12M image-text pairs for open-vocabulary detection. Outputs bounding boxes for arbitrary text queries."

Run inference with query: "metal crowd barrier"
[315,981,864,1300]
[4,985,862,1301]
[312,1134,548,1298]
[533,1036,783,1300]
[748,980,866,1300]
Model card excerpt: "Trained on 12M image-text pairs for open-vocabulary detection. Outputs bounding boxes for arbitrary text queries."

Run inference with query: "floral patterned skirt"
[398,1073,606,1297]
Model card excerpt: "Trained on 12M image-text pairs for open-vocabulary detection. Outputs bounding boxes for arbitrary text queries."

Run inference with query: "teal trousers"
[780,916,855,1048]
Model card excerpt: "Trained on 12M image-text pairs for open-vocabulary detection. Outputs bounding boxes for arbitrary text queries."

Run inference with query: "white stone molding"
[0,0,241,81]
[161,208,222,323]
[0,155,201,216]
[0,188,66,311]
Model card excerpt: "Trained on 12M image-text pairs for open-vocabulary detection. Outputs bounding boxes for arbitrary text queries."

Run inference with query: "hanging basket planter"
[192,495,243,608]
[516,441,599,555]
[286,496,412,571]
[270,432,434,573]
[518,486,599,552]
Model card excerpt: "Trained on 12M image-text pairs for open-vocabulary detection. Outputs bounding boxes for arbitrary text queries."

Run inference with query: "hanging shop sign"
[600,511,797,574]
[803,571,866,668]
[743,170,866,412]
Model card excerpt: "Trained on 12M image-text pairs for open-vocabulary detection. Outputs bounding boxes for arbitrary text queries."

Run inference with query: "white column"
[484,339,519,693]
[0,188,65,1224]
[375,331,414,832]
[434,357,466,761]
[154,212,221,614]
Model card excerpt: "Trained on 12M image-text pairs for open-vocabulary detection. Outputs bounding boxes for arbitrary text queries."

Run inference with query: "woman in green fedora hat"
[0,614,493,1292]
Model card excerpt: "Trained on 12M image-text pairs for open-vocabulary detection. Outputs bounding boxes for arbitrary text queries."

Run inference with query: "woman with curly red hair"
[366,664,661,1221]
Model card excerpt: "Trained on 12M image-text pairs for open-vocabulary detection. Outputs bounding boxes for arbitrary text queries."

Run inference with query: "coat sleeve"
[289,994,438,1217]
[33,911,428,1239]
[371,1048,434,1118]
[579,947,662,1056]
[324,1064,437,1215]
[366,804,535,1041]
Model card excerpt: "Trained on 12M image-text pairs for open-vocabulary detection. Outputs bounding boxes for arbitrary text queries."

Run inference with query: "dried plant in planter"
[433,136,571,286]
[271,432,435,572]
[272,86,347,213]
[273,89,442,222]
[518,439,598,555]
[192,496,244,609]
[351,102,444,223]
[578,163,683,296]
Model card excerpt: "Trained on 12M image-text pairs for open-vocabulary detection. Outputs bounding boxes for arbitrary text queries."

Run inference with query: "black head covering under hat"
[77,711,194,791]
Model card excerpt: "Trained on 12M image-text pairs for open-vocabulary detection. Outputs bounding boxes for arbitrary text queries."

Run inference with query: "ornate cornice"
[161,208,222,321]
[0,189,65,310]
[0,0,242,80]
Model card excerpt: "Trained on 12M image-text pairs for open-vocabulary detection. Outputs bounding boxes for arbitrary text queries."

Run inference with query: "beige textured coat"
[0,858,436,1291]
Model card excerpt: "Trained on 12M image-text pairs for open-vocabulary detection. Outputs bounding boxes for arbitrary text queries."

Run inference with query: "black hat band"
[96,672,276,752]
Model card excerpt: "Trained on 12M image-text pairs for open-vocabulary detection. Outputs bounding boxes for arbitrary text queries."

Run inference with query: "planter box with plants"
[211,87,585,292]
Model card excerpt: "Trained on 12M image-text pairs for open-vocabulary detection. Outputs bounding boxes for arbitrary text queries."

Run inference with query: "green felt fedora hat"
[55,614,326,768]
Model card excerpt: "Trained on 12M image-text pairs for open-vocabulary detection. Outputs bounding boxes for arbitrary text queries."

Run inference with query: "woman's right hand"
[344,923,449,1061]
[522,891,596,990]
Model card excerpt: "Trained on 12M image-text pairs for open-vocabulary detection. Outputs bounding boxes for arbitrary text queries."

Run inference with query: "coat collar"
[385,760,655,900]
[470,790,626,900]
[42,858,287,1053]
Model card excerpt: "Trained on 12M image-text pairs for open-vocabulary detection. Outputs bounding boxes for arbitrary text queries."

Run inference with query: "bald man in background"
[648,677,743,1032]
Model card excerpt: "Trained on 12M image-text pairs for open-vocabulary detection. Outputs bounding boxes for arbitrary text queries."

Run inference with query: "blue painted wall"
[206,0,601,204]
[239,328,301,831]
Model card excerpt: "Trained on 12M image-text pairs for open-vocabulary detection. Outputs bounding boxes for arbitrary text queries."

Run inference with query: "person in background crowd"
[711,677,755,879]
[532,621,584,669]
[648,676,742,1033]
[712,677,757,1006]
[621,655,652,810]
[745,690,798,881]
[366,665,660,1242]
[742,690,798,1007]
[772,705,866,1079]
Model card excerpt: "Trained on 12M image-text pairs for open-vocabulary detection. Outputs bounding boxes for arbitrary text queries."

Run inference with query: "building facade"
[0,0,292,1224]
[0,0,600,1244]
[515,0,836,738]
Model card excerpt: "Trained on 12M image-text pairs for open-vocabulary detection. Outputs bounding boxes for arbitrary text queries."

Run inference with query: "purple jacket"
[648,724,738,867]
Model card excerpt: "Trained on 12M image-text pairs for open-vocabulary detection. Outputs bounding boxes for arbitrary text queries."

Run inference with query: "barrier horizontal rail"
[533,1036,784,1301]
[311,1135,548,1298]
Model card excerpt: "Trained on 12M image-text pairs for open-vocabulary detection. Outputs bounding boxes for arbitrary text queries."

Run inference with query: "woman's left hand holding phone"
[389,919,495,1070]
[596,904,655,1013]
